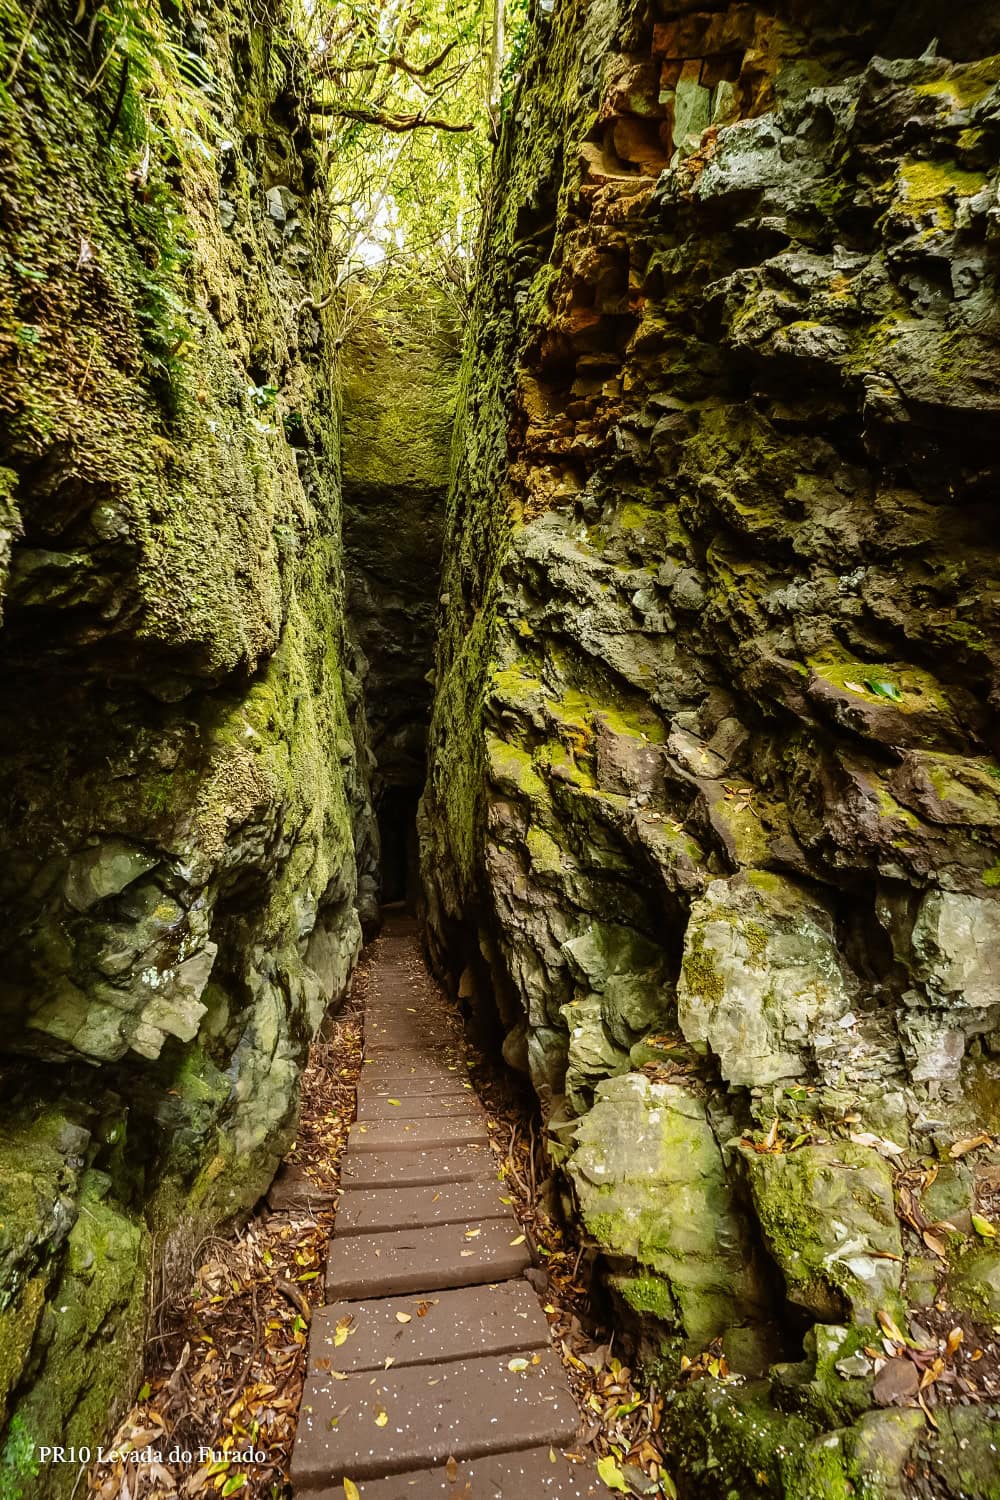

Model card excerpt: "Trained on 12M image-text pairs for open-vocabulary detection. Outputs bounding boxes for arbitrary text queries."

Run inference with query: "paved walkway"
[291,917,599,1498]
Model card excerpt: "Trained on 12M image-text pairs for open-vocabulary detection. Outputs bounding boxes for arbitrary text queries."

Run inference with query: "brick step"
[336,1180,511,1236]
[347,1116,489,1152]
[291,1348,579,1486]
[307,1280,549,1373]
[339,1144,493,1189]
[326,1217,530,1299]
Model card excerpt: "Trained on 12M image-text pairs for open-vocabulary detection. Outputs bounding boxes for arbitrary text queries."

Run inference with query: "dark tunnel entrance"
[377,784,422,909]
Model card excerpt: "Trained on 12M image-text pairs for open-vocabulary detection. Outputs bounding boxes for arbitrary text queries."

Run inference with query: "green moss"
[0,1280,44,1429]
[0,1415,40,1500]
[615,1270,680,1325]
[912,57,1000,107]
[485,733,548,801]
[526,826,564,876]
[682,930,726,1006]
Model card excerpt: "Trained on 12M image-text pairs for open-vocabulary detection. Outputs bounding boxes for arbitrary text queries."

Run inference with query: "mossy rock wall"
[0,1,370,1486]
[422,0,1000,1494]
[340,289,459,792]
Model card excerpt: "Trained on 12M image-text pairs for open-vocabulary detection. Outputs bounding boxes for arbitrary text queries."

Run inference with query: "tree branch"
[309,102,474,132]
[313,35,460,81]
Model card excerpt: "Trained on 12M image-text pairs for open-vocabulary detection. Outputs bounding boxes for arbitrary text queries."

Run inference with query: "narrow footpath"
[290,917,599,1498]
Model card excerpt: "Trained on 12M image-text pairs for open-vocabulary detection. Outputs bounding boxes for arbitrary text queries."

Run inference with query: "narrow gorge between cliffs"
[1,0,1000,1497]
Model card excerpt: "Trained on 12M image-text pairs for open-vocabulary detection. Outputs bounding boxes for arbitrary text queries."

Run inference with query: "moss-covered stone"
[0,1,370,1483]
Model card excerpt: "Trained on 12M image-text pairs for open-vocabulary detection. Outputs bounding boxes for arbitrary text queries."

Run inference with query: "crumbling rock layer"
[422,0,1000,1491]
[0,3,370,1482]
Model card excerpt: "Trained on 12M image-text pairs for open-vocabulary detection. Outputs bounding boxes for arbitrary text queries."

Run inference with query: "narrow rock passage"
[290,917,598,1498]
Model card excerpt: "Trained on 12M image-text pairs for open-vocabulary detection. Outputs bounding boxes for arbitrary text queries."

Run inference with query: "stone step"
[301,1447,604,1497]
[291,1348,579,1485]
[357,1073,471,1096]
[355,1092,479,1121]
[326,1217,530,1299]
[365,1007,453,1022]
[360,1060,467,1081]
[336,1180,511,1236]
[364,1044,462,1064]
[365,1024,458,1049]
[339,1144,493,1189]
[308,1280,550,1373]
[347,1116,489,1152]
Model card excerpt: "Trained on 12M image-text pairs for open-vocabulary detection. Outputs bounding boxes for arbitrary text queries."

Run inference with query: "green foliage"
[0,1417,38,1500]
[73,1,221,404]
[296,0,494,323]
[499,0,530,103]
[79,0,216,157]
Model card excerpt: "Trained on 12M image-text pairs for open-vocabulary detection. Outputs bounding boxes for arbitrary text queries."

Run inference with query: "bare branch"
[314,35,461,81]
[309,102,474,132]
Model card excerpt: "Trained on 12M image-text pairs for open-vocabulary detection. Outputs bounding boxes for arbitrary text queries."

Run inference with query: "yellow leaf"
[507,1358,529,1373]
[596,1454,628,1492]
[876,1309,906,1345]
[395,1312,412,1323]
[510,1235,525,1246]
[388,1099,402,1107]
[343,1480,360,1500]
[374,1405,388,1427]
[949,1133,991,1159]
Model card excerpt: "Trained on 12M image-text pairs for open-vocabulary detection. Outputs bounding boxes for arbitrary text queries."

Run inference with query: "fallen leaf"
[374,1405,388,1427]
[596,1453,628,1492]
[510,1235,525,1246]
[918,1392,939,1429]
[972,1214,997,1239]
[945,1327,964,1359]
[949,1134,991,1159]
[395,1312,412,1324]
[508,1358,529,1373]
[343,1481,360,1500]
[864,678,903,702]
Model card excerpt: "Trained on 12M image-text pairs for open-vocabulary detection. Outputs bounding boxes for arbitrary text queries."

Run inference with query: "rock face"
[422,0,1000,1491]
[0,1,369,1481]
[341,294,459,908]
